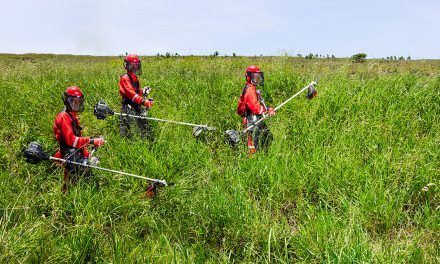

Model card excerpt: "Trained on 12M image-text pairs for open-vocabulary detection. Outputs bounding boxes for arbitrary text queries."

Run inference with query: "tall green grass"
[0,54,439,263]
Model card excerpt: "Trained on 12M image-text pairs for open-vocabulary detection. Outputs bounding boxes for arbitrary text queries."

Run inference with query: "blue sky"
[1,0,439,58]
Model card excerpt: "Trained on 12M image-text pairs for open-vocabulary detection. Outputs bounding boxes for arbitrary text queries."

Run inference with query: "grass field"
[0,54,439,263]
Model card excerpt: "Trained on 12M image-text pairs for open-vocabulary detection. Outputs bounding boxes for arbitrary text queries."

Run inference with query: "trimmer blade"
[192,126,203,137]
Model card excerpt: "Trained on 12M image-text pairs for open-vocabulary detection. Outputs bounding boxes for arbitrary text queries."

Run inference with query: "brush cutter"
[94,101,217,137]
[225,80,318,145]
[23,141,168,187]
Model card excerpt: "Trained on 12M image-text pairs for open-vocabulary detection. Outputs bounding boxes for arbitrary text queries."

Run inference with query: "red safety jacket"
[236,83,266,117]
[53,111,90,158]
[119,72,143,106]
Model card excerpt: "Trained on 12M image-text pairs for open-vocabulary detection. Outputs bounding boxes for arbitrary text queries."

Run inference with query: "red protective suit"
[236,83,267,154]
[53,111,90,157]
[236,83,266,116]
[119,73,143,106]
[53,110,90,191]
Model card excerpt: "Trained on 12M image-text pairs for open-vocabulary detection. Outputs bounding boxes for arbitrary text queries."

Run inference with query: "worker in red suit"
[53,86,105,192]
[119,54,154,138]
[236,66,275,155]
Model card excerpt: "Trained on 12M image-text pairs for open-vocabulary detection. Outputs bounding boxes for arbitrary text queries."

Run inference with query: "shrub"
[351,53,367,63]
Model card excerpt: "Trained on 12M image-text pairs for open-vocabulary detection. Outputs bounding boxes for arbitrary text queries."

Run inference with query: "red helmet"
[246,65,264,86]
[124,54,142,75]
[63,86,84,112]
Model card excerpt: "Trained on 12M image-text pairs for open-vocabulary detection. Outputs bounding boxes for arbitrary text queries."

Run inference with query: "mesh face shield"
[65,95,84,112]
[250,72,264,86]
[127,61,142,75]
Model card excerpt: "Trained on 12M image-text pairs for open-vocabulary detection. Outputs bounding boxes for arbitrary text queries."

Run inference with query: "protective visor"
[67,96,84,112]
[128,62,142,75]
[251,72,264,86]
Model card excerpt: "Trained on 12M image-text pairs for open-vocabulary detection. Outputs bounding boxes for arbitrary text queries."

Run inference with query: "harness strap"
[60,111,83,156]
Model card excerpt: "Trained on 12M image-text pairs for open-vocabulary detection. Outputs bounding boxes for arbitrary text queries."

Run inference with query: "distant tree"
[331,55,336,58]
[351,53,367,63]
[305,53,314,59]
[398,56,405,60]
[232,53,236,57]
[165,52,171,58]
[297,53,302,58]
[407,56,411,60]
[213,51,219,57]
[175,53,180,57]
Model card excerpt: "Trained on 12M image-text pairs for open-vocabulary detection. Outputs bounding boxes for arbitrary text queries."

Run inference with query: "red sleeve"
[236,97,244,116]
[244,85,265,115]
[54,112,91,150]
[119,75,143,105]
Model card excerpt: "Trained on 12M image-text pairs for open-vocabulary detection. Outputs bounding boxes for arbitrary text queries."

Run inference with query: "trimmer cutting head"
[306,84,318,99]
[145,181,174,198]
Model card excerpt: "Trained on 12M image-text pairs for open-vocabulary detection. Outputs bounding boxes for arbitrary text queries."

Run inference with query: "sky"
[1,0,439,59]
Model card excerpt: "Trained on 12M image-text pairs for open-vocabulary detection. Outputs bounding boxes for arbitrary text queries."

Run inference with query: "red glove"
[268,107,276,116]
[143,99,154,109]
[90,137,105,147]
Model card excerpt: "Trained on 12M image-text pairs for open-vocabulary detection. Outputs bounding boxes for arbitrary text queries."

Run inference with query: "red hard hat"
[125,54,140,64]
[246,65,262,74]
[124,54,142,75]
[65,86,83,97]
[63,86,84,112]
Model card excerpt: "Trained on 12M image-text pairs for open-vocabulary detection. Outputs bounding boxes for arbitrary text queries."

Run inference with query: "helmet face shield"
[127,61,142,75]
[66,95,84,112]
[251,72,264,86]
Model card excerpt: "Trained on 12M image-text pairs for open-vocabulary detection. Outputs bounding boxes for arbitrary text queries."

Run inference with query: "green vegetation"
[0,54,439,263]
